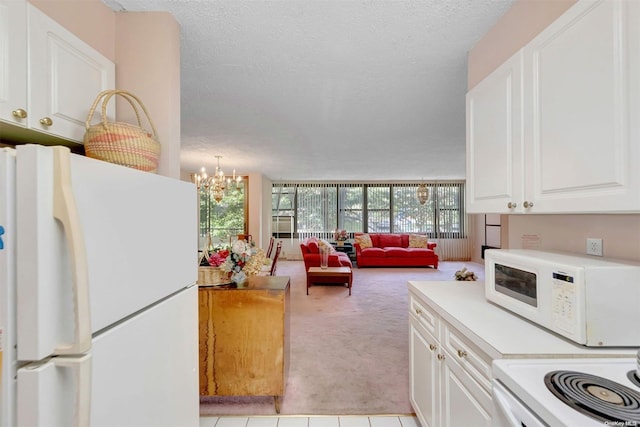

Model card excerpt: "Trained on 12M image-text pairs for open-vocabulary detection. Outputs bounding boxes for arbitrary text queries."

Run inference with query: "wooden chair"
[260,241,282,276]
[266,236,275,259]
[268,241,283,276]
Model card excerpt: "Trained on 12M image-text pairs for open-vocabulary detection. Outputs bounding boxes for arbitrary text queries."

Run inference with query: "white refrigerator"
[0,144,199,427]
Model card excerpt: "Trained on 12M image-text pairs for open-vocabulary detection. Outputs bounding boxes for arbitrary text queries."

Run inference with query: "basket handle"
[85,90,158,138]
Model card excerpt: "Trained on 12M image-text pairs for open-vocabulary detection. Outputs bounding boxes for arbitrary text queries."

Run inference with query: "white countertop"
[407,280,638,359]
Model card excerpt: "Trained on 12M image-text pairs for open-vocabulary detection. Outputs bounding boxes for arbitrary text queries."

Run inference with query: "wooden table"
[306,266,353,295]
[198,275,290,413]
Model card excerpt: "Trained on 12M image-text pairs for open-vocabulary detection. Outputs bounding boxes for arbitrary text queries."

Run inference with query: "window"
[199,179,247,244]
[271,181,466,239]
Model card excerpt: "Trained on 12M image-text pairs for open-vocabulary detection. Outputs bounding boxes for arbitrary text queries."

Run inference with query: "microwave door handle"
[52,147,92,355]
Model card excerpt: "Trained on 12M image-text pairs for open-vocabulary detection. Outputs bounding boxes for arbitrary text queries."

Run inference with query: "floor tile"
[369,416,402,427]
[338,416,371,427]
[247,417,279,427]
[399,416,420,427]
[276,417,309,427]
[308,416,339,427]
[199,417,220,427]
[214,417,249,427]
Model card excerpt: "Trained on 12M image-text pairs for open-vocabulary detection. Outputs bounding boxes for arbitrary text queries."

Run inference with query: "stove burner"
[629,371,640,389]
[545,370,640,423]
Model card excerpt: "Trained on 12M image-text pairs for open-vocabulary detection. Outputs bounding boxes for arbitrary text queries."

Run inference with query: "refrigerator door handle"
[54,354,92,427]
[52,147,92,355]
[18,354,92,427]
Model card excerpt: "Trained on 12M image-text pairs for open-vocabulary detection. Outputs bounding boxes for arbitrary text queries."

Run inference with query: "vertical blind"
[272,181,471,260]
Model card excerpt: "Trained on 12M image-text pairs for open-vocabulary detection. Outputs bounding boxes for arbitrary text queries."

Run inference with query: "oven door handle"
[492,381,547,427]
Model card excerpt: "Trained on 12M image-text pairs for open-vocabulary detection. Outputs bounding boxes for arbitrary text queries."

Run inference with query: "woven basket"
[84,90,160,173]
[198,266,231,285]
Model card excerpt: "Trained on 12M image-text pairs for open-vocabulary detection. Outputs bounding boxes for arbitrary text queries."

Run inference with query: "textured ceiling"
[104,0,515,181]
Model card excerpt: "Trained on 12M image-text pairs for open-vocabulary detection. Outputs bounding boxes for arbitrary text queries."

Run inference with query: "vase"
[230,271,247,284]
[337,241,344,247]
[320,247,329,269]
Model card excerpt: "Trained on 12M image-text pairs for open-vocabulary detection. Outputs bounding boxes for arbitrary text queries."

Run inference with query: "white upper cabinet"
[467,0,640,213]
[523,0,640,213]
[27,4,115,143]
[0,0,28,127]
[0,1,115,143]
[466,50,523,213]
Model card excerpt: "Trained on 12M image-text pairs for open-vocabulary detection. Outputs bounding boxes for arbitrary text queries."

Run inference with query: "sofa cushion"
[409,234,428,248]
[401,234,410,247]
[384,247,410,257]
[355,233,373,249]
[404,248,434,258]
[377,233,402,248]
[360,247,385,257]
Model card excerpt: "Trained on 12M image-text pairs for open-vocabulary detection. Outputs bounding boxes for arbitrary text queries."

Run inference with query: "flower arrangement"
[334,229,348,242]
[207,247,229,267]
[220,239,252,283]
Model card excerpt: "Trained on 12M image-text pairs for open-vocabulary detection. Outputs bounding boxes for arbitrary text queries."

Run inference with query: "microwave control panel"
[551,272,577,336]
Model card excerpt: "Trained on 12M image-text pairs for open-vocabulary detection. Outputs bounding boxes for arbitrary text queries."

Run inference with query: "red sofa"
[300,237,353,270]
[353,233,438,268]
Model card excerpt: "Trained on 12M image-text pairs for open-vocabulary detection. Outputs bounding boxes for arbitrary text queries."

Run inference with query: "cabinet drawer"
[442,323,492,392]
[409,294,438,339]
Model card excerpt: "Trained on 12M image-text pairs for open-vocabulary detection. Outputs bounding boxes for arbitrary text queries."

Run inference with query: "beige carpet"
[199,259,485,416]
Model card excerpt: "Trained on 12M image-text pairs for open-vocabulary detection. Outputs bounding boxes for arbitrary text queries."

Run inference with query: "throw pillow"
[409,234,428,248]
[355,233,373,249]
[319,238,336,253]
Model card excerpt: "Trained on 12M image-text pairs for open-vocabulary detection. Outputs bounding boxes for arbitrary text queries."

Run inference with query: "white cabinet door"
[523,0,640,213]
[27,4,115,142]
[0,0,27,127]
[409,319,439,427]
[466,50,523,214]
[441,353,492,427]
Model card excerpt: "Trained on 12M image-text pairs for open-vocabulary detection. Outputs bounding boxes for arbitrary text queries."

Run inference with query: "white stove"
[493,357,640,427]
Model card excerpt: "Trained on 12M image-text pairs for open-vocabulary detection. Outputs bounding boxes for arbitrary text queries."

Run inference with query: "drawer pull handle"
[40,117,53,126]
[523,201,534,209]
[429,344,436,351]
[457,349,468,358]
[507,202,517,209]
[437,354,445,361]
[12,108,27,119]
[415,308,422,315]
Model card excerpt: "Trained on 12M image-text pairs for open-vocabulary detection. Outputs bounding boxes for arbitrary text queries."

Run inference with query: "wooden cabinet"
[409,293,492,427]
[467,0,640,214]
[198,276,290,412]
[0,1,115,143]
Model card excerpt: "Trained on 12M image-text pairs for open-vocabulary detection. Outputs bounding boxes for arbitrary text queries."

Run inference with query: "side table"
[307,266,353,296]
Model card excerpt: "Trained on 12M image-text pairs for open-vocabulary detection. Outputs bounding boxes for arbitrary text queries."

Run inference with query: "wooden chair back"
[269,241,283,276]
[266,236,275,259]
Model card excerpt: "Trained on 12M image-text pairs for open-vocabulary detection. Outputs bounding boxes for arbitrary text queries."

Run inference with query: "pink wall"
[29,0,116,61]
[468,0,576,89]
[115,12,182,178]
[468,0,640,263]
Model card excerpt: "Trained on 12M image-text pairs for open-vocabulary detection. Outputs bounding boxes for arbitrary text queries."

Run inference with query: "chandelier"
[191,156,241,202]
[417,183,429,205]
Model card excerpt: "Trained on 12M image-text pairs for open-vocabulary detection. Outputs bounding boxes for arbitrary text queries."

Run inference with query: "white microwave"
[484,249,640,347]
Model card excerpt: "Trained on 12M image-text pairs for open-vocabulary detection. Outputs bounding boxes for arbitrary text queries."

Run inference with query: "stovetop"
[493,358,639,427]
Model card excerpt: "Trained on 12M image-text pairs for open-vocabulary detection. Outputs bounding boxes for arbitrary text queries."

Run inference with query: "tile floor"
[199,415,420,427]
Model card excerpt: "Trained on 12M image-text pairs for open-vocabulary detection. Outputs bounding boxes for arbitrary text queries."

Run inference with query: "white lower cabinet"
[409,293,492,427]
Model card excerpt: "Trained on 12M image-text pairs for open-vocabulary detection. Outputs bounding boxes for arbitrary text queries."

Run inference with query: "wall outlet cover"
[586,238,603,256]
